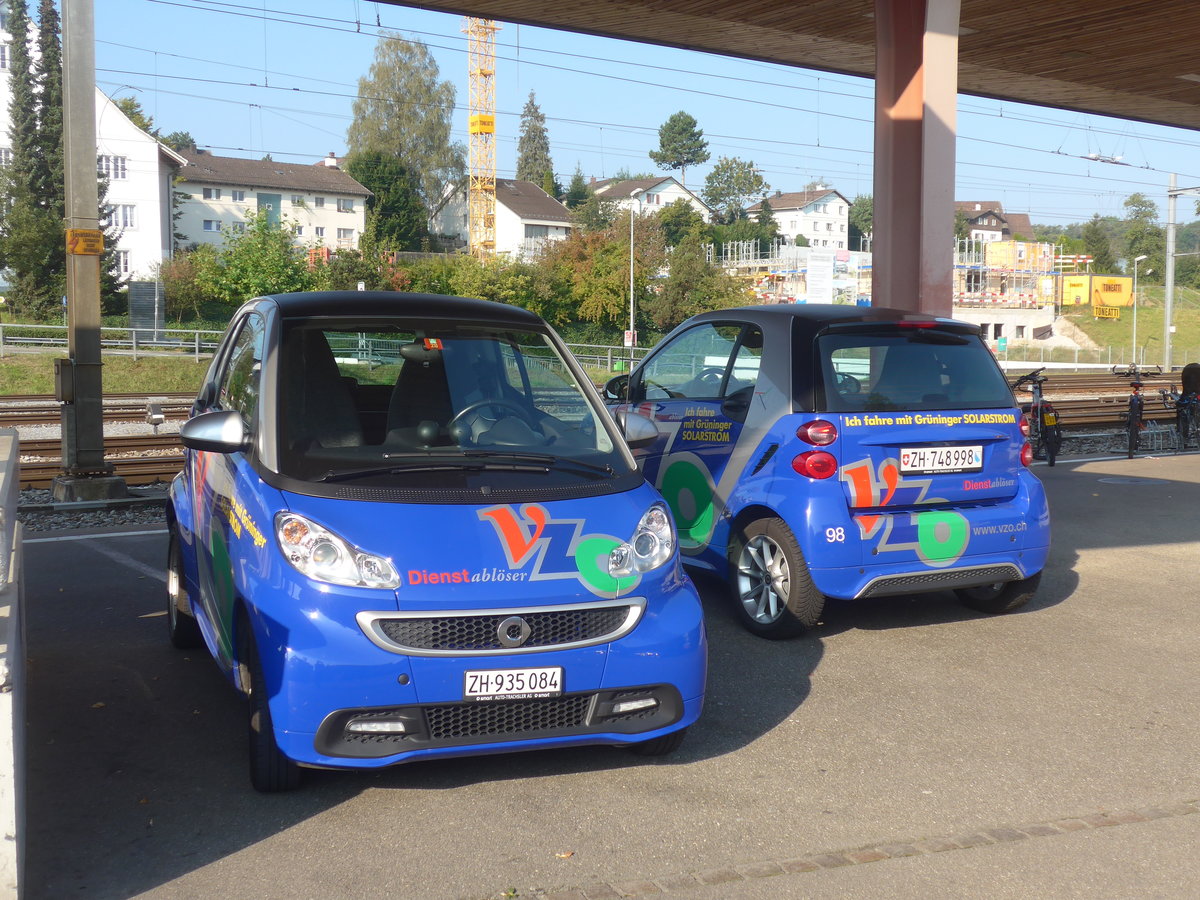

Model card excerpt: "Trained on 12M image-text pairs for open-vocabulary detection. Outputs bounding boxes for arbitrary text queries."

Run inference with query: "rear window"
[818,329,1014,412]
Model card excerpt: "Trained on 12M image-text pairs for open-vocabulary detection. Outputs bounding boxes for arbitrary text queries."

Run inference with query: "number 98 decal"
[825,527,846,543]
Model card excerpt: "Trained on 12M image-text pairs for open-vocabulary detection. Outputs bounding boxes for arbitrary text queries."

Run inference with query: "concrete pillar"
[872,0,961,316]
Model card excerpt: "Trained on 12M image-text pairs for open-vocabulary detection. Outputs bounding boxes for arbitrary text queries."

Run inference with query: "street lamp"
[1132,254,1148,365]
[628,187,644,370]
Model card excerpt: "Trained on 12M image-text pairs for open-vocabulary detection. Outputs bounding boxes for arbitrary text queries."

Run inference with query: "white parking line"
[23,528,166,544]
[24,530,167,582]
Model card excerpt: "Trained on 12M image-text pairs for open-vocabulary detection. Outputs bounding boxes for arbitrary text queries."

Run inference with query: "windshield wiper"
[461,450,615,476]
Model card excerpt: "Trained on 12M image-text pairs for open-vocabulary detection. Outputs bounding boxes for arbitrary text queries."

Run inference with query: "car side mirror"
[604,373,630,403]
[616,409,659,450]
[180,409,250,454]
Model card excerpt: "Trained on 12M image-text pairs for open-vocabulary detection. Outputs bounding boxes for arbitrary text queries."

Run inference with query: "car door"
[189,311,266,667]
[628,321,763,556]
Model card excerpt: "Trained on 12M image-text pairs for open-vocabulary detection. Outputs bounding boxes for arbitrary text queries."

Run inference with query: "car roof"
[682,303,974,329]
[256,291,546,329]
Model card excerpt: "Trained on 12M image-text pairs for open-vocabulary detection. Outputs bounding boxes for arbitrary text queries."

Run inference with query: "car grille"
[425,694,592,740]
[361,601,643,656]
[857,564,1023,598]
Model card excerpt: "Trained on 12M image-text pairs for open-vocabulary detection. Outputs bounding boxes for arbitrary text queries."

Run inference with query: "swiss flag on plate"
[900,451,911,467]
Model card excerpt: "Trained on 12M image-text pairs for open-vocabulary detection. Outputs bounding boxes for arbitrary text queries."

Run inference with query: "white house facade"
[746,189,850,250]
[591,176,713,223]
[431,178,572,258]
[175,152,371,253]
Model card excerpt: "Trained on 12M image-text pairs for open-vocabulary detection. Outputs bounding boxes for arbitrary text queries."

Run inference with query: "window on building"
[826,222,833,231]
[337,198,354,213]
[337,227,354,242]
[0,44,9,71]
[230,222,245,233]
[103,204,136,229]
[293,225,304,236]
[202,187,222,201]
[0,148,11,167]
[98,155,127,179]
[231,190,245,202]
[291,195,303,205]
[314,197,325,208]
[203,220,222,232]
[116,250,130,275]
[314,226,325,238]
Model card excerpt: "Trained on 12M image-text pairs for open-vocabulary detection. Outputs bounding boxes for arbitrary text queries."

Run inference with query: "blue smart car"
[167,292,706,791]
[607,304,1050,639]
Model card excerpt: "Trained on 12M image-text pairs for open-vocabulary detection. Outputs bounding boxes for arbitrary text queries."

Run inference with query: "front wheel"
[167,531,203,649]
[955,571,1041,614]
[239,616,301,793]
[629,727,687,757]
[730,517,824,639]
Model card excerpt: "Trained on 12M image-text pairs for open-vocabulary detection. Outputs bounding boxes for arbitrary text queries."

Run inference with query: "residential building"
[175,152,371,252]
[955,201,1034,242]
[430,178,572,257]
[1,12,182,281]
[591,176,713,222]
[746,188,851,250]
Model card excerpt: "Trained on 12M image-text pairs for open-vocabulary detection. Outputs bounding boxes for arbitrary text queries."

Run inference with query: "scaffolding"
[952,239,1057,307]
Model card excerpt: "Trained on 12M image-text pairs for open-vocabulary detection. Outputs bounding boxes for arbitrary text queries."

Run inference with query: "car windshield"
[817,328,1015,412]
[275,319,628,485]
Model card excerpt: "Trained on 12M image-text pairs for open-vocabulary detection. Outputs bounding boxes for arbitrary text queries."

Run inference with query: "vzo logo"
[478,503,638,596]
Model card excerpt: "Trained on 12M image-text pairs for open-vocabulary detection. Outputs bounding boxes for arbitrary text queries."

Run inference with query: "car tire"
[239,616,302,793]
[629,727,687,757]
[954,571,1041,614]
[167,531,203,649]
[731,517,824,639]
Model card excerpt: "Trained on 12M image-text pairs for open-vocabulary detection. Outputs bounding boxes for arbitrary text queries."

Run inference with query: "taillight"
[1020,442,1034,467]
[797,419,838,446]
[1019,413,1030,438]
[792,450,838,479]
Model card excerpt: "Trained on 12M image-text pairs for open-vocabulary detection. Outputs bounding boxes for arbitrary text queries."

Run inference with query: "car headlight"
[608,503,676,577]
[275,512,400,589]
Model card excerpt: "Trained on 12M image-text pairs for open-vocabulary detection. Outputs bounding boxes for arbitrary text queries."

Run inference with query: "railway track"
[6,375,1184,489]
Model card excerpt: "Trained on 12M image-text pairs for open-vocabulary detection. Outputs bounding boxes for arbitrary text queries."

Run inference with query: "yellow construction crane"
[464,17,499,258]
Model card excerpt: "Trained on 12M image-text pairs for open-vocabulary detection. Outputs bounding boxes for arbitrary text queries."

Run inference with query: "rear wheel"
[239,616,301,793]
[731,517,824,639]
[167,531,203,649]
[629,727,687,757]
[955,571,1041,614]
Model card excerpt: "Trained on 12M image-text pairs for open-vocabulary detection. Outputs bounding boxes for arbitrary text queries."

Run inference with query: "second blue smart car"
[607,304,1051,639]
[167,292,706,791]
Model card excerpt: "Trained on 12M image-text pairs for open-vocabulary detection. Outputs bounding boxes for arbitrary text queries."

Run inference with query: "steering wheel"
[688,366,726,394]
[836,372,861,394]
[448,400,538,442]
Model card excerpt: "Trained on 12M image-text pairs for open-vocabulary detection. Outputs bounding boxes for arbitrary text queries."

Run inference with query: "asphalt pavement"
[18,450,1200,900]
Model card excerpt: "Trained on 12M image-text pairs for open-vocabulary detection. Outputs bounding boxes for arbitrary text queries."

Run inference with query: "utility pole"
[56,0,124,500]
[1164,174,1200,374]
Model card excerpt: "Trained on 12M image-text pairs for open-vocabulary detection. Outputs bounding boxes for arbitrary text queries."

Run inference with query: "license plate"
[899,445,983,473]
[1042,412,1057,426]
[463,667,563,702]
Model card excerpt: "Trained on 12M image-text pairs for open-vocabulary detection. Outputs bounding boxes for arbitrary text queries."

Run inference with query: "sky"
[88,0,1200,229]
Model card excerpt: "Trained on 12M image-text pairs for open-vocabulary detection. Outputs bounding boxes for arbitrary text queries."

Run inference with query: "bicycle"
[1112,364,1162,458]
[1011,367,1063,466]
[1158,385,1198,452]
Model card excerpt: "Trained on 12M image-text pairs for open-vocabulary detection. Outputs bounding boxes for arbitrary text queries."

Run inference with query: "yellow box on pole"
[66,228,104,255]
[468,114,495,134]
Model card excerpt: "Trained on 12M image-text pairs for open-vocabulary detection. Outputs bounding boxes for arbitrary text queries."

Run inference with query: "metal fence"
[0,323,651,374]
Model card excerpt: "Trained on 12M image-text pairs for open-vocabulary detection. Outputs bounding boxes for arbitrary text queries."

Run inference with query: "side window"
[635,323,744,401]
[727,327,764,395]
[217,313,266,426]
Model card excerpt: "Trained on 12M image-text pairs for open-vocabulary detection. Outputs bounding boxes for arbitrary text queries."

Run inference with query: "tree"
[1082,213,1118,272]
[115,96,155,134]
[161,131,197,152]
[701,156,767,224]
[345,151,428,250]
[646,224,738,330]
[756,199,779,243]
[33,0,63,216]
[1122,192,1164,275]
[516,91,554,186]
[570,192,617,232]
[954,210,971,242]
[848,194,872,249]
[195,211,315,305]
[648,111,709,187]
[657,198,704,247]
[564,165,589,209]
[346,33,465,214]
